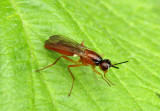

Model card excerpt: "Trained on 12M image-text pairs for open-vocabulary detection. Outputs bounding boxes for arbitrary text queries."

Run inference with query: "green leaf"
[1,0,160,111]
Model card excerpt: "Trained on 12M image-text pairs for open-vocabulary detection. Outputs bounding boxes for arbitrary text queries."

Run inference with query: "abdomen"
[45,44,75,56]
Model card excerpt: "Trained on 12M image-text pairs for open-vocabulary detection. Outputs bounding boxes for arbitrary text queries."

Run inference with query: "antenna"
[111,61,128,69]
[113,61,128,65]
[112,66,119,69]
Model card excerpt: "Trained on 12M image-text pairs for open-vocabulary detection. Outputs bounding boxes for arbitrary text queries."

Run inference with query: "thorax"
[80,49,102,66]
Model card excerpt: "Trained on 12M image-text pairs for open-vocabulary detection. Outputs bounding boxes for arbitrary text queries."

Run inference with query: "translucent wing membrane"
[45,35,88,56]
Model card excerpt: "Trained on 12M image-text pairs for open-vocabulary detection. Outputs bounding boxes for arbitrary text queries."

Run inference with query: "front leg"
[104,71,115,85]
[92,66,111,86]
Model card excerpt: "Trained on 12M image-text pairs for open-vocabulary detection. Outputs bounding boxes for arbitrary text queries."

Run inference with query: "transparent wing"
[45,35,89,56]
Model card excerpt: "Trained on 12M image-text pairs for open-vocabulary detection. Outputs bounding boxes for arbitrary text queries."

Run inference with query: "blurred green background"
[0,0,160,111]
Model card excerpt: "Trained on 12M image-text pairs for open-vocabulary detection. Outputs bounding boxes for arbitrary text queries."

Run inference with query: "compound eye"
[100,61,109,71]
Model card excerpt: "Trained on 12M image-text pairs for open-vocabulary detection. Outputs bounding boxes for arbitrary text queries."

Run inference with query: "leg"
[104,71,115,85]
[81,41,85,46]
[68,64,83,96]
[92,66,111,86]
[36,56,80,72]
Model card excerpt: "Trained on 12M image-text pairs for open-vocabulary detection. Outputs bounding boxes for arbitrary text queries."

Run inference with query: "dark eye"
[100,61,109,71]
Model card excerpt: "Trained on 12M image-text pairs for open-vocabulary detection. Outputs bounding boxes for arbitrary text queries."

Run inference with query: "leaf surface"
[0,0,160,111]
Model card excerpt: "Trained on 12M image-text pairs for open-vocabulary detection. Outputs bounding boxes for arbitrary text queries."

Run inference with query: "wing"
[45,35,89,56]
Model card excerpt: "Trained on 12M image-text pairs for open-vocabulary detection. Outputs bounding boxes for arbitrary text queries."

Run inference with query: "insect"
[36,35,128,96]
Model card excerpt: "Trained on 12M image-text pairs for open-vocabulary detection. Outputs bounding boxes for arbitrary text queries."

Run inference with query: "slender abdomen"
[45,44,75,56]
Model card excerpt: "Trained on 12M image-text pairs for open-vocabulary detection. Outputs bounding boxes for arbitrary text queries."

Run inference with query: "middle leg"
[67,64,83,96]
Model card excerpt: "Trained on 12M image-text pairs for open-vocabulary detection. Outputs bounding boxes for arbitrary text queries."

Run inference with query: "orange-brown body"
[45,43,102,66]
[36,35,128,96]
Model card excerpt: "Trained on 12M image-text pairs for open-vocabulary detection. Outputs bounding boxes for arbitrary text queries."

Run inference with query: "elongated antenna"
[112,66,119,69]
[113,61,128,65]
[111,61,128,69]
